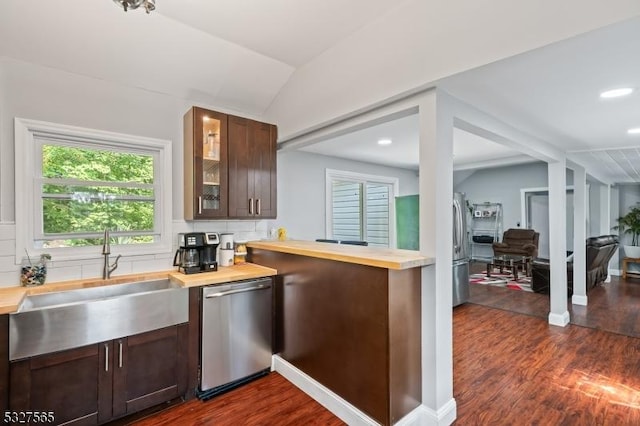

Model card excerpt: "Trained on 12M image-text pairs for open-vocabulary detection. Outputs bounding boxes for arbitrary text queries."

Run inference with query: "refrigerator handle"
[453,200,461,255]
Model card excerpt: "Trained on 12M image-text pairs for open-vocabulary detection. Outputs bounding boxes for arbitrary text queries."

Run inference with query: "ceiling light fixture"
[113,0,155,13]
[599,87,634,99]
[628,128,640,135]
[378,139,392,146]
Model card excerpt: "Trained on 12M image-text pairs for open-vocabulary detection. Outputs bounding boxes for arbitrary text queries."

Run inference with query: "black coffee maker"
[200,232,220,272]
[173,232,220,274]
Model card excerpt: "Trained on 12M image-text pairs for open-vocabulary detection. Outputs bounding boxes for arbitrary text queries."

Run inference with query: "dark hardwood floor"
[469,260,640,338]
[128,266,640,425]
[129,372,345,426]
[454,303,640,425]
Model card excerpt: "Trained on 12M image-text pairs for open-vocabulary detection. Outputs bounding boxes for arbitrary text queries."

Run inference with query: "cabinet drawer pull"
[118,340,123,368]
[249,198,254,215]
[104,344,109,372]
[198,196,203,214]
[256,198,261,216]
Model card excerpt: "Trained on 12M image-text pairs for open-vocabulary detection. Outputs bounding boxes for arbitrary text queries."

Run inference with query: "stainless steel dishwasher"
[199,278,273,399]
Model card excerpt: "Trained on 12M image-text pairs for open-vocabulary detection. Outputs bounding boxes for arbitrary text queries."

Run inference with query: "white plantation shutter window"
[326,170,398,247]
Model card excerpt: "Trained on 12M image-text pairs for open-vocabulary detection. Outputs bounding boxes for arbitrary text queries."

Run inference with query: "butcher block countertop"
[247,240,434,270]
[169,263,277,288]
[0,263,277,315]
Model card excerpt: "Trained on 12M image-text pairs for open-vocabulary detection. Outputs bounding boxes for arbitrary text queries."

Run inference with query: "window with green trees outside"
[39,143,157,248]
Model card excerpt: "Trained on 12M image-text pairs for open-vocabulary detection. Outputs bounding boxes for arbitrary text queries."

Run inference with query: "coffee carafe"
[183,248,200,267]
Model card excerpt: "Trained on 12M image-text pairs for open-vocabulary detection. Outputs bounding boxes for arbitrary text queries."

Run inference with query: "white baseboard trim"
[548,310,570,327]
[571,294,588,306]
[273,355,458,426]
[272,355,379,425]
[394,399,456,426]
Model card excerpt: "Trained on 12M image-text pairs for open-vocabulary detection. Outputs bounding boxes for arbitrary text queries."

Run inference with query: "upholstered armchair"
[492,228,540,258]
[531,235,619,294]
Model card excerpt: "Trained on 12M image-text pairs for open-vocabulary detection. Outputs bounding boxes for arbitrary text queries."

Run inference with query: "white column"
[572,166,587,306]
[599,184,611,235]
[599,184,613,282]
[608,186,620,278]
[548,160,569,326]
[419,89,456,424]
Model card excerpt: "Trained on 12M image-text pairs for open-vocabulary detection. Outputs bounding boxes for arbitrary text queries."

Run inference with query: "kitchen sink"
[10,279,188,360]
[17,279,181,312]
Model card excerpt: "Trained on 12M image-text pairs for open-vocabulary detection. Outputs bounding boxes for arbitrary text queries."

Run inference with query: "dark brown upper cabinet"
[184,107,277,220]
[184,107,229,219]
[228,116,277,219]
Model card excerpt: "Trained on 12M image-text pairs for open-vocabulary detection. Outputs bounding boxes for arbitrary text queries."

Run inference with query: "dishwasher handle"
[204,283,271,298]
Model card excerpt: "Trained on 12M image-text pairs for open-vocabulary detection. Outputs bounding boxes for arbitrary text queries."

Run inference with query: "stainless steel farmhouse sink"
[9,279,188,360]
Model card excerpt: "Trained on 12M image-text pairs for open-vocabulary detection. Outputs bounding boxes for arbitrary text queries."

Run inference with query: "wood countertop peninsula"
[247,240,433,270]
[0,263,277,315]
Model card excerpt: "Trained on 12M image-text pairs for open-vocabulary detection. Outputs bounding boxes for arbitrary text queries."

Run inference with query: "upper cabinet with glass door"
[183,107,228,219]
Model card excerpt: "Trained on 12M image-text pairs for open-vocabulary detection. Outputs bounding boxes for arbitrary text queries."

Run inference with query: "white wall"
[274,150,418,241]
[454,162,594,257]
[266,0,640,139]
[454,162,551,231]
[0,58,268,287]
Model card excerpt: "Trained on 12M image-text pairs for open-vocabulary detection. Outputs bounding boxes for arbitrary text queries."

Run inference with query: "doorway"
[521,187,580,258]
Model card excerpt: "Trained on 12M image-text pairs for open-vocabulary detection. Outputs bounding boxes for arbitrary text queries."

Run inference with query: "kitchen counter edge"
[0,263,277,315]
[247,240,434,270]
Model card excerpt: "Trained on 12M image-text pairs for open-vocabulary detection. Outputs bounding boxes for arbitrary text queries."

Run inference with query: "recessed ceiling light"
[378,139,392,146]
[600,88,634,99]
[628,128,640,135]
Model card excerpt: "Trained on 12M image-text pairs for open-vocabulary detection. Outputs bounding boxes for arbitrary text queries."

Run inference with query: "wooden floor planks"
[129,372,345,425]
[453,303,640,425]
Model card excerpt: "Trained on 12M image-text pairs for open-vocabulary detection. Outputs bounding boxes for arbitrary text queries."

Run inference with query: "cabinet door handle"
[104,344,109,372]
[118,340,123,368]
[198,196,203,214]
[256,198,261,216]
[249,198,254,215]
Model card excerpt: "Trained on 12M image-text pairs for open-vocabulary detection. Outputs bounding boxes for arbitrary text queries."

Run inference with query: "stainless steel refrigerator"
[453,192,470,306]
[396,193,469,306]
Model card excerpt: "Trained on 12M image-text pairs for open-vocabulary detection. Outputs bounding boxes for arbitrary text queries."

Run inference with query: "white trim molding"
[548,311,570,327]
[14,118,173,263]
[272,355,379,426]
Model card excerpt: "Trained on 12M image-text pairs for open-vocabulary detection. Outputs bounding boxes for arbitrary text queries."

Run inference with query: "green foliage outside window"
[41,145,155,247]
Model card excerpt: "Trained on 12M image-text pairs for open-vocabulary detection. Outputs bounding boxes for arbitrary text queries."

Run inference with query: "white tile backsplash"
[131,258,174,274]
[0,220,269,286]
[0,272,19,288]
[46,266,85,283]
[192,221,229,233]
[227,221,257,232]
[0,255,18,271]
[0,240,15,257]
[0,223,16,241]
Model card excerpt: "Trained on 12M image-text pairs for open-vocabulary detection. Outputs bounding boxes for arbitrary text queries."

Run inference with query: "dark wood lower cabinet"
[10,344,111,425]
[113,325,188,418]
[9,325,188,425]
[1,315,9,413]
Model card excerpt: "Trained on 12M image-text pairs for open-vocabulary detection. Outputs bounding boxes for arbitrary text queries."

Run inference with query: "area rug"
[470,269,533,292]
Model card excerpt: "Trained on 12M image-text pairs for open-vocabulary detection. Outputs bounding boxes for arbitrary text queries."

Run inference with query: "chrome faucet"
[102,229,121,279]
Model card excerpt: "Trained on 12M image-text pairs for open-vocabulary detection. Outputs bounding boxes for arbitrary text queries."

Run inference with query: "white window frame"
[325,169,399,247]
[15,118,173,263]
